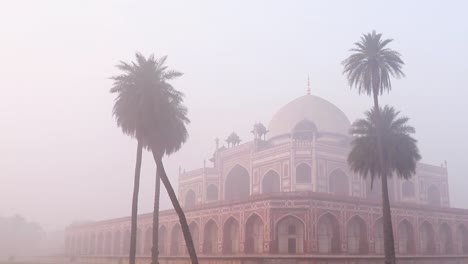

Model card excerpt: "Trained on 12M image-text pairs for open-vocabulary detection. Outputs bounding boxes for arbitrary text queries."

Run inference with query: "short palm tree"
[111,53,197,264]
[343,31,405,264]
[348,106,420,263]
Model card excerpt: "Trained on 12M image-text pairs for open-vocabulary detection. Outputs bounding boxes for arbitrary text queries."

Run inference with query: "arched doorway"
[170,224,182,255]
[203,220,218,254]
[262,170,280,193]
[123,229,130,254]
[419,222,435,254]
[398,220,414,254]
[347,216,368,254]
[439,223,453,254]
[144,227,152,255]
[224,165,250,200]
[245,214,264,254]
[158,226,167,256]
[329,170,349,195]
[456,225,468,254]
[296,163,311,184]
[317,213,341,254]
[206,184,218,201]
[276,216,305,254]
[189,222,200,253]
[89,233,96,255]
[223,218,240,254]
[402,181,415,198]
[104,231,112,255]
[373,219,384,254]
[185,189,196,208]
[428,185,441,207]
[97,232,103,255]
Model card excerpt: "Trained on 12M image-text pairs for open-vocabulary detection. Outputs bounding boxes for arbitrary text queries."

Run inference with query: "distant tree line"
[0,214,45,258]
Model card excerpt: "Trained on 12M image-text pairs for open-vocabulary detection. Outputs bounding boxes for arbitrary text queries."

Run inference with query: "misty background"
[1,0,467,253]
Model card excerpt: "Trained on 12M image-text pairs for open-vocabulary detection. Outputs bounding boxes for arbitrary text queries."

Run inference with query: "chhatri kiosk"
[65,92,468,262]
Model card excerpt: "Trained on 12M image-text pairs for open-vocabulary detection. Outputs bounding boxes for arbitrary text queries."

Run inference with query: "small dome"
[268,95,351,139]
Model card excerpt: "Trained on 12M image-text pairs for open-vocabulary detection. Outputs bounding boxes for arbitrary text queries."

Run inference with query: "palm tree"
[342,31,405,264]
[111,53,198,264]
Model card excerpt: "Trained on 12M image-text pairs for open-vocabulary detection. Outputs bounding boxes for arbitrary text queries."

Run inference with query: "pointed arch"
[262,170,281,193]
[317,213,341,254]
[456,224,468,254]
[143,227,152,255]
[158,226,167,256]
[419,221,435,254]
[189,222,200,254]
[245,214,264,254]
[185,189,196,209]
[347,216,368,254]
[223,217,240,254]
[397,219,415,254]
[373,218,384,254]
[296,163,311,184]
[402,180,415,198]
[276,215,305,254]
[170,223,182,255]
[439,223,453,254]
[203,219,218,254]
[329,169,349,195]
[428,185,441,207]
[104,231,112,255]
[206,184,218,201]
[224,165,250,200]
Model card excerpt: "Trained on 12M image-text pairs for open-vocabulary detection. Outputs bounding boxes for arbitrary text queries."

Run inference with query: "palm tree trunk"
[129,141,143,264]
[373,91,397,264]
[151,151,199,264]
[151,168,161,264]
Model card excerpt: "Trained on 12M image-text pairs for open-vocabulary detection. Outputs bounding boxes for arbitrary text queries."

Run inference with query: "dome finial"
[306,75,311,95]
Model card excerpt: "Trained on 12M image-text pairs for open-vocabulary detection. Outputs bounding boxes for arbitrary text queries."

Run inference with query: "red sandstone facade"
[65,94,468,258]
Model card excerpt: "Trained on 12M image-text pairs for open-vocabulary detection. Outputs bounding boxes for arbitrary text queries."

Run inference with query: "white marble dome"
[267,94,351,139]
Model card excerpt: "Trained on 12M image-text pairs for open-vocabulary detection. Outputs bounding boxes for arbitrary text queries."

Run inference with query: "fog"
[1,0,468,254]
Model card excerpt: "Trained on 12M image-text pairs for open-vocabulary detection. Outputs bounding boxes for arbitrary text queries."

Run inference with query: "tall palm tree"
[348,106,420,263]
[111,53,198,264]
[343,31,405,264]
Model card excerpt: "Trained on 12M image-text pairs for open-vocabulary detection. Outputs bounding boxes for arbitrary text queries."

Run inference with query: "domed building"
[65,94,468,263]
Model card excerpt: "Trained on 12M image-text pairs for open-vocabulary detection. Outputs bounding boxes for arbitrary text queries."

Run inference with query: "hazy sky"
[1,0,467,231]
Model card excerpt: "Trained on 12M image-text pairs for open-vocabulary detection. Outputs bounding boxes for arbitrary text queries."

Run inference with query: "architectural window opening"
[456,225,468,254]
[419,222,435,254]
[203,220,218,254]
[189,223,199,254]
[245,214,264,254]
[428,185,441,207]
[97,233,103,255]
[90,233,96,255]
[296,163,312,184]
[398,220,414,254]
[185,189,196,208]
[223,218,240,254]
[104,231,112,255]
[144,227,152,255]
[292,119,317,140]
[439,223,453,254]
[277,216,304,254]
[402,181,415,198]
[224,165,250,200]
[317,214,341,254]
[329,170,349,195]
[262,170,281,193]
[158,226,167,256]
[374,219,384,254]
[206,184,218,201]
[123,230,130,255]
[170,224,182,256]
[347,216,368,254]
